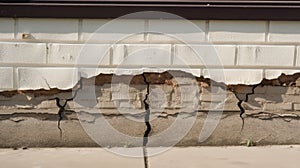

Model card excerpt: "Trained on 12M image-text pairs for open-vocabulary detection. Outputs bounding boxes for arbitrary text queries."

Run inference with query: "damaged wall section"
[1,18,300,147]
[1,71,300,147]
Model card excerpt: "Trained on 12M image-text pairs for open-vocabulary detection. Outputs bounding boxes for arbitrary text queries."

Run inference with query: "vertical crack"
[142,73,152,168]
[51,78,83,138]
[231,84,259,130]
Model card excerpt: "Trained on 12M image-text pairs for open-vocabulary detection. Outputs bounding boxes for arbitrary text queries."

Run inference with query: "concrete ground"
[0,146,299,168]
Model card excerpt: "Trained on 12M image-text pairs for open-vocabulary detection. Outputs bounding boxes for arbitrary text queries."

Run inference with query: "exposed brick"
[111,92,137,101]
[282,95,300,104]
[35,100,58,109]
[0,18,14,39]
[294,104,300,111]
[209,20,266,42]
[171,77,198,85]
[201,86,228,95]
[0,42,46,64]
[269,21,300,42]
[233,85,267,94]
[0,67,14,89]
[97,91,111,102]
[237,45,294,67]
[149,100,169,111]
[200,94,228,102]
[265,86,288,94]
[98,101,117,109]
[286,87,300,95]
[149,86,171,102]
[263,103,293,111]
[116,100,142,109]
[48,43,110,65]
[148,20,205,43]
[82,19,145,42]
[200,101,239,111]
[18,19,78,41]
[174,45,236,66]
[173,85,200,102]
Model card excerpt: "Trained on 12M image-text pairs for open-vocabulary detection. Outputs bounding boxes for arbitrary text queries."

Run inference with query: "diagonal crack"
[230,84,259,130]
[51,78,83,138]
[141,73,152,168]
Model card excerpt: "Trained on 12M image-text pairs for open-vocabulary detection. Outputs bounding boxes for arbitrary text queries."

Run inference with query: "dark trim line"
[1,1,300,20]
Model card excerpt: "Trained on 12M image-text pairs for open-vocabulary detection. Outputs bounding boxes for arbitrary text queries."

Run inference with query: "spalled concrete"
[1,71,300,147]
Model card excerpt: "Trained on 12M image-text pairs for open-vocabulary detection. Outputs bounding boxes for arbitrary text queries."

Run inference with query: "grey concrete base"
[1,111,300,147]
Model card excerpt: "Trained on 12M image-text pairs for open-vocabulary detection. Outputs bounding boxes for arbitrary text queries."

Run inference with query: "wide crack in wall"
[1,71,300,148]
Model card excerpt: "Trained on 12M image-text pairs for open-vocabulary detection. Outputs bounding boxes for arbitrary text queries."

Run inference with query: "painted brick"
[18,68,79,90]
[48,43,110,65]
[0,42,46,64]
[174,45,235,66]
[203,69,263,85]
[0,18,14,39]
[269,21,300,42]
[295,46,300,67]
[209,20,266,42]
[18,19,78,41]
[0,67,14,89]
[112,45,125,65]
[265,70,300,80]
[148,20,205,43]
[237,45,294,67]
[82,19,145,42]
[113,44,172,65]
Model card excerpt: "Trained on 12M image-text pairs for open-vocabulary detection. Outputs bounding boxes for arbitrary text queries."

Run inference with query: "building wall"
[1,18,300,147]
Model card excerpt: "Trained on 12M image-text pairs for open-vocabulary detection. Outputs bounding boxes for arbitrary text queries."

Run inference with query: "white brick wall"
[0,18,14,40]
[0,67,14,89]
[18,68,78,90]
[209,21,266,42]
[265,70,300,79]
[120,44,172,65]
[17,19,78,41]
[0,18,300,89]
[82,19,145,43]
[0,42,46,64]
[237,45,295,66]
[148,20,206,43]
[269,21,300,42]
[174,45,235,66]
[48,43,110,65]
